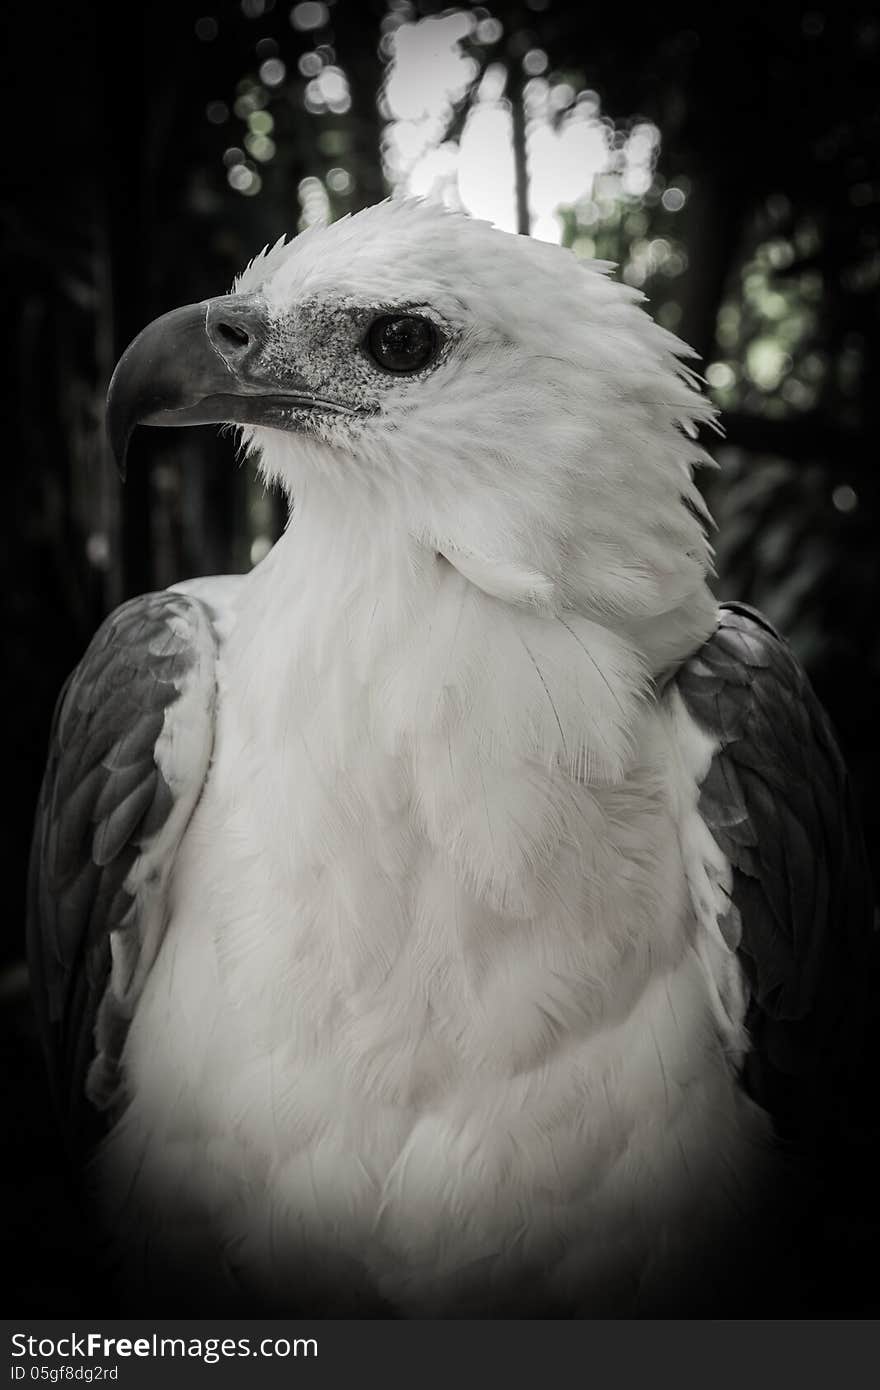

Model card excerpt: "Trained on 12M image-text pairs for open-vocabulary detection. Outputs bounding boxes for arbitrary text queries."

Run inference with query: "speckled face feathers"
[232,198,718,666]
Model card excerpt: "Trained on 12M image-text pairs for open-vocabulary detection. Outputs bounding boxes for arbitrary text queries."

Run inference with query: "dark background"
[2,0,878,1312]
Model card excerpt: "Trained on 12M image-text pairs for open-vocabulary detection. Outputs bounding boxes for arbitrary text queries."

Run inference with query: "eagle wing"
[675,602,874,1140]
[27,590,217,1152]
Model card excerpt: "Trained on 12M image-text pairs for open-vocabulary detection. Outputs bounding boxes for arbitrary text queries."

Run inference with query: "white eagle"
[28,200,871,1316]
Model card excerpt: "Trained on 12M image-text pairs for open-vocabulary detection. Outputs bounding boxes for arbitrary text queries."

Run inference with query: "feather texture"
[27,591,217,1137]
[675,603,874,1135]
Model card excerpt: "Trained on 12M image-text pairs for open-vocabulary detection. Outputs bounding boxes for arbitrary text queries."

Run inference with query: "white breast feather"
[101,523,769,1314]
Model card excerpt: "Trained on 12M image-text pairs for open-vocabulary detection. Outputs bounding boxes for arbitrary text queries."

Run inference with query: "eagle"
[27,199,872,1316]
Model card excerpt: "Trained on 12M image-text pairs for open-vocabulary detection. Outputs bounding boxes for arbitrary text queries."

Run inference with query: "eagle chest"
[114,635,760,1314]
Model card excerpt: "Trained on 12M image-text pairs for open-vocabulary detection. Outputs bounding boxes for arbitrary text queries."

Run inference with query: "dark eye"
[366,315,439,373]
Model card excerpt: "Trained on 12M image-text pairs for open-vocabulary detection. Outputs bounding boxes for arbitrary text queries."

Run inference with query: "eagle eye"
[366,315,439,374]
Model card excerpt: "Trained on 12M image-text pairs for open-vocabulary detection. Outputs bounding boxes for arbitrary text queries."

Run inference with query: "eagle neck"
[228,493,441,702]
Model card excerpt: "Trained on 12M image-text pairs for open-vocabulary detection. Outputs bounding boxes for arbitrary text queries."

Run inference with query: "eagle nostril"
[214,321,250,349]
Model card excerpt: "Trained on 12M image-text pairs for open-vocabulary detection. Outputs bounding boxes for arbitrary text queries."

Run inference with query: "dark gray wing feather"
[676,602,874,1139]
[27,590,217,1152]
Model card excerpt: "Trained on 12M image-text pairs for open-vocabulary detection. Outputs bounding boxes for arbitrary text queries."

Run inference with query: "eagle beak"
[106,294,354,479]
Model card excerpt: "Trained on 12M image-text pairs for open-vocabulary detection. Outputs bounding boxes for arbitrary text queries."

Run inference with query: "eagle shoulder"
[27,589,218,1150]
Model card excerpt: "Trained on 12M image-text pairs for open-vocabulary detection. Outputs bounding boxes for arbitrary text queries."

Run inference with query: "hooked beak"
[106,294,358,478]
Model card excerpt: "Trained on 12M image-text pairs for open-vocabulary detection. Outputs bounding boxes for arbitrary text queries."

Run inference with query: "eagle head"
[108,198,718,661]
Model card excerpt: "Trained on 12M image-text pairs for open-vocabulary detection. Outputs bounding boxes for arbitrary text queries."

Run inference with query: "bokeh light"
[290,2,328,32]
[259,58,286,87]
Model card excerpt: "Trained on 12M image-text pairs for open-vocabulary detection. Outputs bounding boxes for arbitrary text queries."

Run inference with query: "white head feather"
[231,198,718,673]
